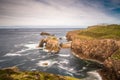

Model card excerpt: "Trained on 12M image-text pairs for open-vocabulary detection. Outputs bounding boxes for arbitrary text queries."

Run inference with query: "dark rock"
[40,32,51,36]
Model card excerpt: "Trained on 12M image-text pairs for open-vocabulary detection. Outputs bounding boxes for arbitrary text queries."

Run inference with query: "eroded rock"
[60,42,71,48]
[70,39,120,80]
[71,39,119,62]
[38,36,60,53]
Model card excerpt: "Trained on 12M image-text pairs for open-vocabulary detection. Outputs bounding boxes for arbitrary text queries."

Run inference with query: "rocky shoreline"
[2,25,119,80]
[66,25,120,80]
[37,25,120,80]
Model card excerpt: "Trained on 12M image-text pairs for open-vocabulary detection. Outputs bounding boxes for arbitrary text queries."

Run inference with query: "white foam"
[62,36,66,40]
[31,59,36,61]
[59,60,69,64]
[24,43,38,49]
[36,60,57,67]
[86,71,102,80]
[58,54,70,57]
[65,72,74,77]
[14,63,25,66]
[31,69,37,71]
[4,48,31,57]
[43,49,49,52]
[82,67,87,70]
[58,64,75,73]
[4,53,21,56]
[6,43,41,57]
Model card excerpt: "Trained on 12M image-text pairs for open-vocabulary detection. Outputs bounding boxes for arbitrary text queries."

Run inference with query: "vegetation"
[76,24,120,40]
[111,49,120,60]
[0,67,79,80]
[66,24,120,80]
[48,36,58,40]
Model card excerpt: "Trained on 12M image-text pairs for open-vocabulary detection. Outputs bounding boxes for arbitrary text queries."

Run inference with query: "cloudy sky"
[0,0,120,28]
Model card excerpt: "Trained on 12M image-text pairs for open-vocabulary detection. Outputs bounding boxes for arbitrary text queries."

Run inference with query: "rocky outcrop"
[40,32,51,36]
[38,36,60,53]
[66,31,78,41]
[0,67,79,80]
[71,39,119,62]
[66,25,120,80]
[60,42,71,48]
[70,39,120,80]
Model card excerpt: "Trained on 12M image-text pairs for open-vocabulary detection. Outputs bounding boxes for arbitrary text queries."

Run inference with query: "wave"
[24,43,38,49]
[4,53,22,56]
[4,48,31,57]
[4,43,41,57]
[59,59,69,64]
[36,60,58,67]
[86,71,102,80]
[57,54,70,57]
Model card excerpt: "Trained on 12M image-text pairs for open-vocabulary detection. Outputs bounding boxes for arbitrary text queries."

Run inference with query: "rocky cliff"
[66,24,120,80]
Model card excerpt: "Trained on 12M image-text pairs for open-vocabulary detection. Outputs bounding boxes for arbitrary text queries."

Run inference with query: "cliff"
[66,24,120,80]
[0,67,79,80]
[66,24,120,41]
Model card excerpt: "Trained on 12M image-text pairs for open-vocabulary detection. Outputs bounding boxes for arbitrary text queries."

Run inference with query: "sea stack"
[38,36,60,53]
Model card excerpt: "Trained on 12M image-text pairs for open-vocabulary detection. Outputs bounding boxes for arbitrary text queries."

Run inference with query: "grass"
[111,49,120,60]
[0,67,79,80]
[48,36,58,40]
[76,24,120,40]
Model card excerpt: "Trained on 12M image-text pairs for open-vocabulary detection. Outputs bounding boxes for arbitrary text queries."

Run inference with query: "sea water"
[0,28,102,80]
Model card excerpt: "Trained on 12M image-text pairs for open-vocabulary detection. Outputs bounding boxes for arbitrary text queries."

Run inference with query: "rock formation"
[60,42,71,48]
[40,32,51,36]
[38,36,60,53]
[71,39,119,62]
[66,25,120,80]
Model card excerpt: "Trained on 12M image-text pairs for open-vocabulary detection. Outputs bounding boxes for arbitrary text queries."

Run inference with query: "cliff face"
[71,39,119,62]
[71,39,120,80]
[66,25,120,80]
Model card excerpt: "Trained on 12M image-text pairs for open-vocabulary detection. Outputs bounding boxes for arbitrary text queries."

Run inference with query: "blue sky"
[0,0,120,28]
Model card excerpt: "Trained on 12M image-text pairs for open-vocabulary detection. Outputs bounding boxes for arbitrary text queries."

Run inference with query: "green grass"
[77,24,120,40]
[111,49,120,60]
[0,67,79,80]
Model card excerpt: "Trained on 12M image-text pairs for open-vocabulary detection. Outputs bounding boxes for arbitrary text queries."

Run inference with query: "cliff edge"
[66,24,120,80]
[0,67,79,80]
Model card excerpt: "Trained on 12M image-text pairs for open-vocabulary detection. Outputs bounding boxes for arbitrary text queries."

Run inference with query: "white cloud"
[0,0,120,27]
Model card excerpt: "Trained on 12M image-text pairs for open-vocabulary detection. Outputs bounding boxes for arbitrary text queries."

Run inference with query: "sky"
[0,0,120,28]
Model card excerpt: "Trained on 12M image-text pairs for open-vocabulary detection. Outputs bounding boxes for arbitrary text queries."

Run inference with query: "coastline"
[66,24,120,80]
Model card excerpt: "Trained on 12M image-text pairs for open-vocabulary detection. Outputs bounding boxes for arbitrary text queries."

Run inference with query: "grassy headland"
[66,24,120,80]
[0,67,79,80]
[67,24,120,40]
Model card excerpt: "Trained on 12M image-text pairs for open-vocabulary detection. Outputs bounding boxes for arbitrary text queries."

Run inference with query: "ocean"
[0,28,102,80]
